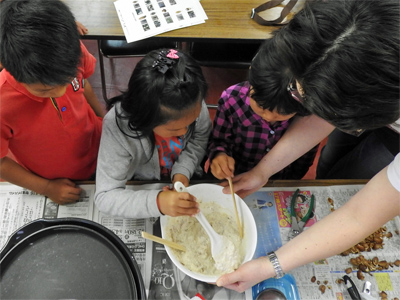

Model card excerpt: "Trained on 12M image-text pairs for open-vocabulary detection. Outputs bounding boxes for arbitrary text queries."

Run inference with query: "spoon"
[174,181,232,270]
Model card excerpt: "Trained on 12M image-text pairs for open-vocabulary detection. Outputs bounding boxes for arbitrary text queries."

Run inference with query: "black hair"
[110,48,208,148]
[249,38,310,116]
[272,0,400,130]
[0,0,81,85]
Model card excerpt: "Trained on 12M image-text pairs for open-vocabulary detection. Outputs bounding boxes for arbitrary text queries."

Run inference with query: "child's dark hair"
[0,0,81,85]
[249,38,310,117]
[110,48,207,143]
[273,0,399,130]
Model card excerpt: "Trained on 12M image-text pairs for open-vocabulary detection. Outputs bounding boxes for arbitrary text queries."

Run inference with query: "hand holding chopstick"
[141,231,186,252]
[227,177,243,238]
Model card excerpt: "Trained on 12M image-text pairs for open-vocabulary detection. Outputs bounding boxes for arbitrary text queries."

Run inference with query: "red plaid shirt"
[207,82,318,179]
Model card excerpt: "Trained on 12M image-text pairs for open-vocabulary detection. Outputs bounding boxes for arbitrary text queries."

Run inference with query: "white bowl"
[160,183,257,283]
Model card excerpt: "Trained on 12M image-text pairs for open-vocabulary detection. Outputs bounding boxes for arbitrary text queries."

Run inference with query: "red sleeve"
[78,41,96,79]
[0,72,13,159]
[0,123,11,158]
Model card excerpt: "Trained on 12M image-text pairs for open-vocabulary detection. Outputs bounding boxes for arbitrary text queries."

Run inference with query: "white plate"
[160,183,257,283]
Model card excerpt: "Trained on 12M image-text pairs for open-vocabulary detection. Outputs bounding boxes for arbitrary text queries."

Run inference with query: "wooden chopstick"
[141,231,186,252]
[228,178,243,238]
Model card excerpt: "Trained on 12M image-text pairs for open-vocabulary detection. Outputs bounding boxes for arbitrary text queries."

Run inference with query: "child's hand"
[210,152,235,179]
[172,174,189,187]
[158,190,199,217]
[43,178,82,205]
[75,21,88,35]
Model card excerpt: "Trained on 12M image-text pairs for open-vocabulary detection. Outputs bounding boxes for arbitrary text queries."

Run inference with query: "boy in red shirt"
[0,0,103,204]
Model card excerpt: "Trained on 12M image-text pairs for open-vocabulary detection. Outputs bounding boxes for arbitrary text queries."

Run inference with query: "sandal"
[251,0,298,26]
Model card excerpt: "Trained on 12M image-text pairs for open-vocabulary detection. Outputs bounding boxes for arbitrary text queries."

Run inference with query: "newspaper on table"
[114,0,208,43]
[1,182,399,300]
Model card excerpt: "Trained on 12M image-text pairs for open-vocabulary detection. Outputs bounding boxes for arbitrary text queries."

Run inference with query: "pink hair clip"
[166,49,179,59]
[152,49,180,73]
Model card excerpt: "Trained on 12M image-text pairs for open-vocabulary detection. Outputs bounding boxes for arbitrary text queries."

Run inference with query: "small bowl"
[160,183,257,283]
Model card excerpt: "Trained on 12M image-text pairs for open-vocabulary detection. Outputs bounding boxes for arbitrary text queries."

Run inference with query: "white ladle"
[174,181,232,270]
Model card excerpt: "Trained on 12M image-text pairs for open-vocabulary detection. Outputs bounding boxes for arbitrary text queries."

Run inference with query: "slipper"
[251,0,298,26]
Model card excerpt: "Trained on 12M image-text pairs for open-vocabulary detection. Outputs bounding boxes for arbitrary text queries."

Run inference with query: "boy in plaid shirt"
[207,39,319,180]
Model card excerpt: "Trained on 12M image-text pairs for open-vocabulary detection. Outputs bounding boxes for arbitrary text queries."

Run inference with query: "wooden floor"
[83,39,323,179]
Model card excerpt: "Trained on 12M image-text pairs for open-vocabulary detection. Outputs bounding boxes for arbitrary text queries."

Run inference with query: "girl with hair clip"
[95,49,211,219]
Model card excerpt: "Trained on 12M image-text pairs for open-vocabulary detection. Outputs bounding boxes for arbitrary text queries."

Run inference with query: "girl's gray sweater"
[95,101,212,219]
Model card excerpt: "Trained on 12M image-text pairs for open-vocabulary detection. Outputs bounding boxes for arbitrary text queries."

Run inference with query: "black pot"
[0,218,146,300]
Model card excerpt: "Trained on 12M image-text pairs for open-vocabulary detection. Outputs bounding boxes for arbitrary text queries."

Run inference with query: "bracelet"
[267,251,285,279]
